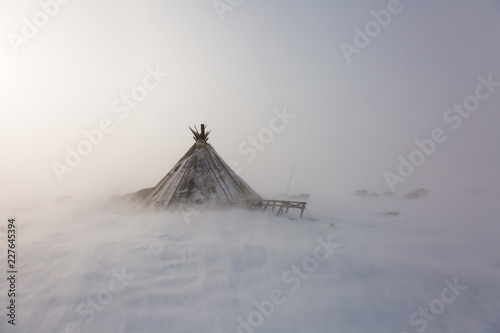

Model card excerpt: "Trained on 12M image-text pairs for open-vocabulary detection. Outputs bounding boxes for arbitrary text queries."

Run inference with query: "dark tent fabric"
[141,125,261,210]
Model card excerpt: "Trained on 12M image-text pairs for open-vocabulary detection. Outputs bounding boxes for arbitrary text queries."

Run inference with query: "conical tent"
[141,124,261,209]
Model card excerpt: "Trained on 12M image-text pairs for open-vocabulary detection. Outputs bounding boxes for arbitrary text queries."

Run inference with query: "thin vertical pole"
[286,164,295,194]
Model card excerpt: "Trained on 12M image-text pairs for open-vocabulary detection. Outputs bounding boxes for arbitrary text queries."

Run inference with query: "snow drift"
[1,193,499,333]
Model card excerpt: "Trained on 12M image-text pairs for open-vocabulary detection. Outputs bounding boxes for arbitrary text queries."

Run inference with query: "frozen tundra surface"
[2,193,500,333]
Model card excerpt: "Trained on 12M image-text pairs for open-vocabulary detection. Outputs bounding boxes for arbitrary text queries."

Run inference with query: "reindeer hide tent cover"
[141,124,261,209]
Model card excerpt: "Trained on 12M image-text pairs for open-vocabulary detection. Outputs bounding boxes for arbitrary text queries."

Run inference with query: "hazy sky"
[1,0,499,208]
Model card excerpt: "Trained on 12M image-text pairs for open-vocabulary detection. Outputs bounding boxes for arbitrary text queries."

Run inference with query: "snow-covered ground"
[1,193,499,333]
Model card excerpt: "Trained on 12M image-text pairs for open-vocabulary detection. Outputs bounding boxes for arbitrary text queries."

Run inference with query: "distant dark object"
[355,189,368,197]
[377,211,400,217]
[354,189,379,198]
[403,188,429,200]
[55,195,75,204]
